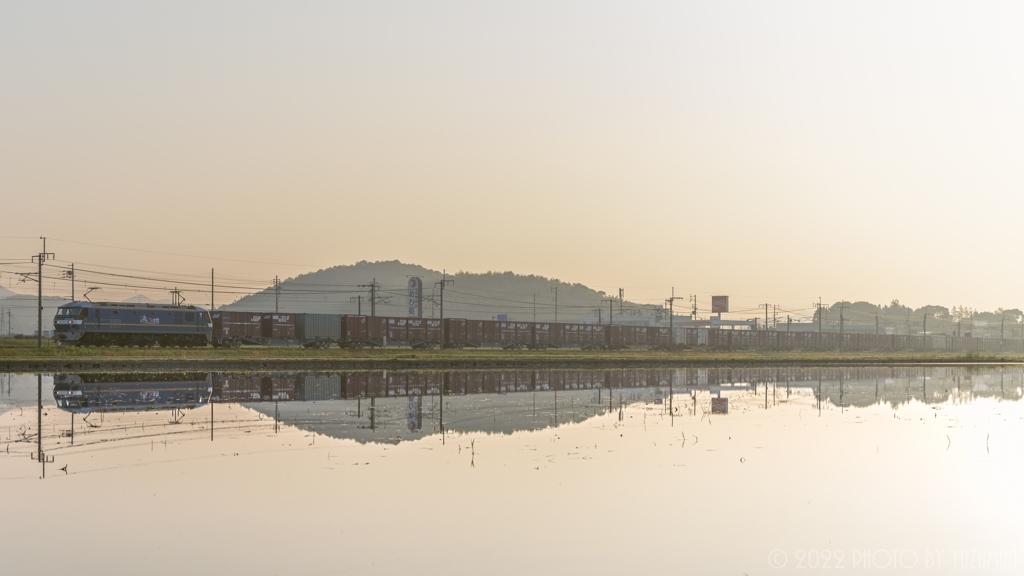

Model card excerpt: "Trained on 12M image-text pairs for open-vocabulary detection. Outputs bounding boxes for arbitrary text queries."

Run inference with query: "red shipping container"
[634,327,648,346]
[607,325,624,347]
[366,317,387,339]
[388,318,407,340]
[563,324,579,344]
[481,320,500,342]
[466,320,483,341]
[548,323,565,345]
[425,319,441,340]
[341,315,368,339]
[212,311,262,338]
[515,322,533,344]
[534,323,550,343]
[407,319,426,340]
[261,314,296,338]
[499,322,515,342]
[443,318,467,343]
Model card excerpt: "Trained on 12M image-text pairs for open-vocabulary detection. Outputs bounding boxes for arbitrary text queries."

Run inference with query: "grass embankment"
[1,338,1022,364]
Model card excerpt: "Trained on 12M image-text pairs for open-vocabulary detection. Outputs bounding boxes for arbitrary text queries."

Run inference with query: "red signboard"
[712,296,729,313]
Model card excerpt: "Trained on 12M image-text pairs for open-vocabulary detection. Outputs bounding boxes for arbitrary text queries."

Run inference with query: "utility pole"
[211,269,214,311]
[601,298,616,325]
[666,288,684,347]
[350,295,363,315]
[816,298,823,333]
[533,293,536,323]
[619,288,624,319]
[61,264,75,302]
[772,305,777,330]
[837,302,848,349]
[29,238,55,348]
[923,306,928,348]
[359,278,381,318]
[690,295,697,319]
[274,276,280,313]
[787,315,791,332]
[551,285,558,323]
[435,270,454,350]
[762,303,769,331]
[1001,311,1005,339]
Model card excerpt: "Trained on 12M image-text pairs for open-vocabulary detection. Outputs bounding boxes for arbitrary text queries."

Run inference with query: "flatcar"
[53,301,212,347]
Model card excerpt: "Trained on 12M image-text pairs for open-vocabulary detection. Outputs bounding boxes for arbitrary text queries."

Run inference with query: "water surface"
[1,367,1021,575]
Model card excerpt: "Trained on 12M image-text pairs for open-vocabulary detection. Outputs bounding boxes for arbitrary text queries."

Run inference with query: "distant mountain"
[222,260,645,322]
[122,294,173,305]
[0,285,24,299]
[0,294,70,335]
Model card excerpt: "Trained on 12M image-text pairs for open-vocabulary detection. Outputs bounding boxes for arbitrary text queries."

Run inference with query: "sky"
[3,1,1024,318]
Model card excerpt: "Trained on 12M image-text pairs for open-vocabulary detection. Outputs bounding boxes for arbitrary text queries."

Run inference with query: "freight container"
[340,315,368,340]
[407,319,426,341]
[261,314,296,338]
[212,311,262,338]
[563,323,579,344]
[443,318,467,343]
[466,320,484,342]
[481,320,501,342]
[514,322,533,344]
[388,318,407,340]
[592,325,606,346]
[607,325,624,347]
[295,313,342,340]
[499,322,515,342]
[425,319,441,341]
[534,323,550,344]
[548,323,565,345]
[367,317,387,340]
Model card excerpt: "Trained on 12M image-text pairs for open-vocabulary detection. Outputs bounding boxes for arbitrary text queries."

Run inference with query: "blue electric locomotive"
[53,301,212,347]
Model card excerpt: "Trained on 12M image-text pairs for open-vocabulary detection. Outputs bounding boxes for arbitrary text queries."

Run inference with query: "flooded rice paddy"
[2,366,1023,575]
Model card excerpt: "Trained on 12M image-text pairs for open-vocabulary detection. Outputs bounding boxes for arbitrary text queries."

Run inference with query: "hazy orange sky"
[3,2,1023,316]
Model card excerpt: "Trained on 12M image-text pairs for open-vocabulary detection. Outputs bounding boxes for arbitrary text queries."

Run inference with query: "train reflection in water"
[50,366,1024,444]
[53,373,213,413]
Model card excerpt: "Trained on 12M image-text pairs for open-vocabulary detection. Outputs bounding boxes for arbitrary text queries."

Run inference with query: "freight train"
[52,303,1024,352]
[208,311,672,350]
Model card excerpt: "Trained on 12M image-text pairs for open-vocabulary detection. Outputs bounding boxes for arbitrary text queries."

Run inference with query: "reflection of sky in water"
[2,368,1023,575]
